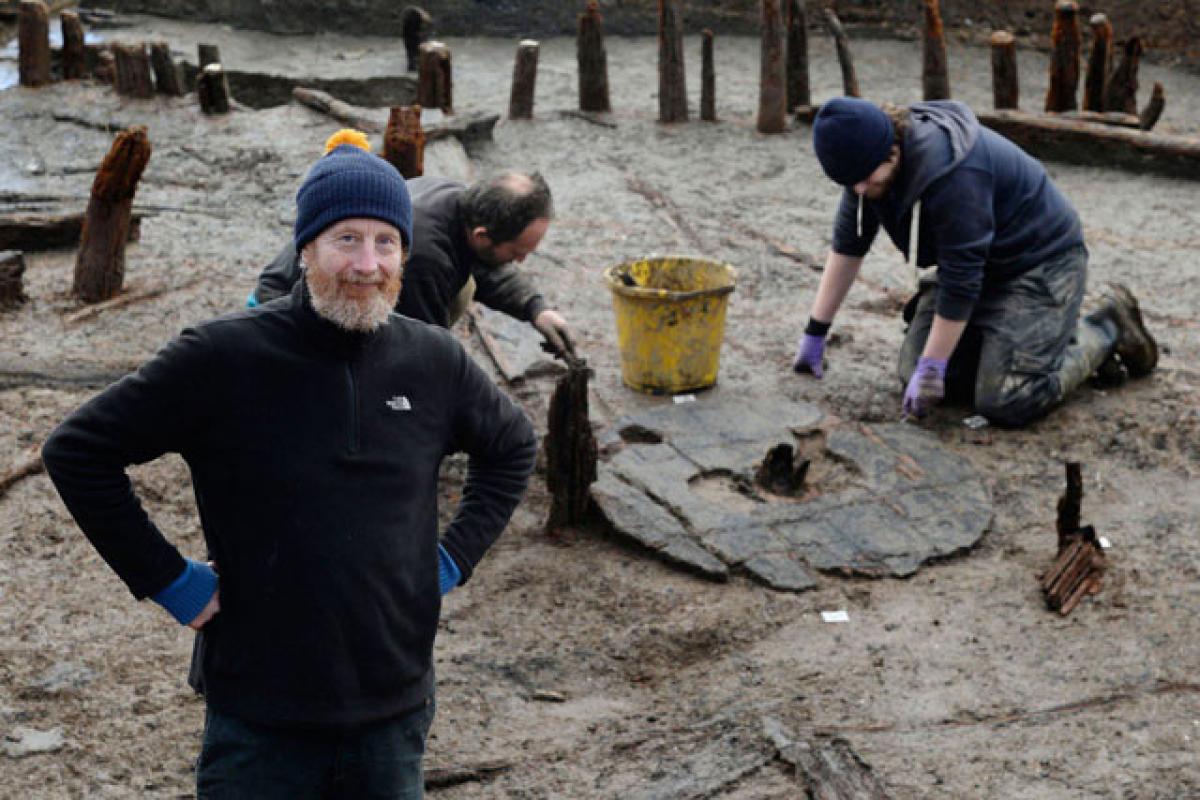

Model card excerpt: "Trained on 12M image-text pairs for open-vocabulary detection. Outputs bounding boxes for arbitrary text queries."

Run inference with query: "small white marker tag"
[1098,536,1112,549]
[673,394,697,404]
[821,610,849,623]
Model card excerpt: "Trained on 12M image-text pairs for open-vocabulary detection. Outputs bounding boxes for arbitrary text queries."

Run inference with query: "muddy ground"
[2,16,1200,800]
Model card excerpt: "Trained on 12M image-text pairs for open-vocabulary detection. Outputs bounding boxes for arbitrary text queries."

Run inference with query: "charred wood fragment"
[402,6,431,73]
[545,361,598,533]
[18,0,51,88]
[61,11,87,81]
[197,43,221,70]
[1045,0,1081,113]
[1104,36,1142,116]
[1083,13,1112,112]
[577,1,611,113]
[508,40,539,120]
[823,8,859,98]
[198,63,231,114]
[990,31,1018,110]
[0,251,28,309]
[657,0,688,123]
[1044,462,1105,616]
[700,30,716,122]
[922,0,951,100]
[1055,461,1083,549]
[382,104,424,179]
[1140,82,1165,131]
[785,0,810,111]
[0,211,141,252]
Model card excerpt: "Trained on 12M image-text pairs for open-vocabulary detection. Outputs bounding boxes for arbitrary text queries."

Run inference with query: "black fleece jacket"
[42,281,537,727]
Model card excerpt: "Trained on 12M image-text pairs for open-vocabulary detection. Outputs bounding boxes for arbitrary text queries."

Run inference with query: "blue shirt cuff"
[246,291,259,308]
[151,559,218,625]
[438,544,462,596]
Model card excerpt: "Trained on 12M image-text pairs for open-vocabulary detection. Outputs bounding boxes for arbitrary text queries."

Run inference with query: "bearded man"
[41,131,538,798]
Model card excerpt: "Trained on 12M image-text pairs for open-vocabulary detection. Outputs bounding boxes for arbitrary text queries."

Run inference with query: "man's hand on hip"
[189,589,221,630]
[533,309,577,360]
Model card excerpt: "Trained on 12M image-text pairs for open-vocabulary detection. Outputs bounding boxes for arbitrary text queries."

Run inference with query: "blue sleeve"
[438,543,462,595]
[924,165,995,322]
[152,559,218,625]
[831,188,879,257]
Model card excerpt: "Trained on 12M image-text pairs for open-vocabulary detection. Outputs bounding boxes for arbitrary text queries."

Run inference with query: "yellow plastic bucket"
[604,256,737,394]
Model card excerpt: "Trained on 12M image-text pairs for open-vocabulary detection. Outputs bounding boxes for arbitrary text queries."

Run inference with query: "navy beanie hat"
[812,97,895,186]
[293,139,413,251]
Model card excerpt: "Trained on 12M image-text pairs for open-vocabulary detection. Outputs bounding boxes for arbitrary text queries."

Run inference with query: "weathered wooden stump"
[658,0,688,123]
[545,362,597,533]
[402,6,431,73]
[198,63,231,114]
[18,1,51,88]
[114,43,154,99]
[0,251,28,310]
[785,0,810,111]
[60,11,87,81]
[382,105,425,179]
[922,0,951,100]
[700,30,716,122]
[417,41,453,114]
[1140,81,1165,131]
[1083,13,1112,112]
[823,8,859,98]
[508,40,539,120]
[757,0,787,134]
[1104,36,1142,116]
[150,42,184,96]
[73,127,152,304]
[1045,0,1081,113]
[990,31,1019,110]
[1044,463,1105,616]
[197,43,221,70]
[94,49,116,86]
[577,0,611,114]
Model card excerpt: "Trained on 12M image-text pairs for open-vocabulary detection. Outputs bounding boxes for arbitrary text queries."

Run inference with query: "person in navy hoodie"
[41,130,537,798]
[793,97,1157,426]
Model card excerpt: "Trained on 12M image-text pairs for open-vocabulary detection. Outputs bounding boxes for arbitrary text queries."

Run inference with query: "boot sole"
[1107,284,1158,377]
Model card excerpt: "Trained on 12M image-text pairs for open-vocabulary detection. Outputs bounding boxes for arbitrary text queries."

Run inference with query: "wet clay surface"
[3,19,1200,799]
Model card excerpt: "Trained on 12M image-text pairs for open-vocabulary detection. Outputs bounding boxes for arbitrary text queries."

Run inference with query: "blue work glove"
[245,291,259,308]
[902,356,948,419]
[438,544,462,596]
[792,333,826,379]
[151,559,218,626]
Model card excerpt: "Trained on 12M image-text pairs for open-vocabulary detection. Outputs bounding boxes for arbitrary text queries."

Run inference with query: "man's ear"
[470,226,492,245]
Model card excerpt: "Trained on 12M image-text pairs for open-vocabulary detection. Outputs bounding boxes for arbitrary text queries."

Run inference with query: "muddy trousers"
[898,245,1116,427]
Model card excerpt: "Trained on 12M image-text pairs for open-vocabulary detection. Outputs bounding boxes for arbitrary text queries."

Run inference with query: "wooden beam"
[700,30,716,122]
[757,0,787,134]
[1083,13,1112,112]
[577,1,611,113]
[1045,0,1081,113]
[823,8,859,98]
[922,0,951,100]
[785,0,810,111]
[18,0,51,87]
[989,31,1018,110]
[508,40,539,120]
[292,86,383,133]
[657,0,688,123]
[382,104,424,178]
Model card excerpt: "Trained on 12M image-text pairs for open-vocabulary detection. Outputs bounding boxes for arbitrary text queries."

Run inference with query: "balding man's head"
[461,171,553,246]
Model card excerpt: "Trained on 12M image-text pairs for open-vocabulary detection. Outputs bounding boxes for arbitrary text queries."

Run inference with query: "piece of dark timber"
[292,87,383,133]
[18,1,51,88]
[0,251,27,309]
[1140,82,1165,131]
[417,41,452,114]
[1056,461,1082,549]
[823,8,859,98]
[198,63,231,114]
[0,449,44,501]
[758,0,787,133]
[922,0,951,100]
[508,40,539,120]
[1104,36,1142,116]
[1060,109,1141,129]
[0,211,141,251]
[785,0,810,111]
[197,43,221,70]
[1045,0,1081,113]
[94,48,115,85]
[1083,13,1112,112]
[113,42,153,99]
[779,736,894,799]
[73,126,152,304]
[150,41,184,96]
[61,11,87,81]
[577,1,611,113]
[700,30,716,122]
[990,31,1018,110]
[424,759,512,790]
[401,6,431,73]
[545,362,598,533]
[658,0,688,123]
[382,105,424,178]
[64,276,203,324]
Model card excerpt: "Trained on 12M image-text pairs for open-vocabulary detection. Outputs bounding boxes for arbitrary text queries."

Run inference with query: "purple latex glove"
[792,333,826,379]
[902,356,948,419]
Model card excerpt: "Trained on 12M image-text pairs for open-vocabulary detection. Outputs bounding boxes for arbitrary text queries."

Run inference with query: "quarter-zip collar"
[287,279,384,360]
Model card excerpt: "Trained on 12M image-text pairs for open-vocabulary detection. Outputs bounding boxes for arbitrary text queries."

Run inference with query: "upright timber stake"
[417,42,453,114]
[73,127,152,304]
[785,0,810,111]
[1139,82,1165,131]
[823,8,860,98]
[150,42,184,96]
[1083,14,1112,112]
[1044,0,1081,113]
[658,0,688,123]
[700,30,716,122]
[1043,461,1106,616]
[1104,36,1142,116]
[401,6,432,72]
[0,251,28,310]
[18,1,51,88]
[921,0,951,100]
[544,361,597,533]
[508,40,539,120]
[382,105,425,178]
[198,43,221,70]
[757,0,787,134]
[114,43,154,99]
[61,11,87,81]
[990,31,1019,110]
[198,63,231,114]
[577,0,611,113]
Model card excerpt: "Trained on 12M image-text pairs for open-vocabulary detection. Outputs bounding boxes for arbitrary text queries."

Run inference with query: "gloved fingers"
[555,322,578,358]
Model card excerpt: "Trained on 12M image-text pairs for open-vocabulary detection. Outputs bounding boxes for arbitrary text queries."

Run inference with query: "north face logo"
[385,395,412,412]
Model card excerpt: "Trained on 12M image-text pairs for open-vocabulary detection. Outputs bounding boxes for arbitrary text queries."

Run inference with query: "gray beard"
[304,266,394,332]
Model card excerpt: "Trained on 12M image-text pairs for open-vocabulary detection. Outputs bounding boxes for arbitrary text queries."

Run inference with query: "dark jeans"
[898,245,1111,427]
[196,699,435,800]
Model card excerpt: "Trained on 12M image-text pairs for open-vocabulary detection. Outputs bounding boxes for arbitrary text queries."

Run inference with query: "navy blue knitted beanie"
[293,134,412,250]
[812,97,895,186]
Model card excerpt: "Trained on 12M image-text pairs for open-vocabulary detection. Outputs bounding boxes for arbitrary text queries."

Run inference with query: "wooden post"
[757,0,787,134]
[1083,13,1112,112]
[700,30,716,122]
[198,63,231,114]
[401,6,431,73]
[382,105,425,178]
[1140,81,1165,131]
[544,362,597,533]
[785,0,810,111]
[73,127,152,304]
[417,41,452,114]
[94,49,116,86]
[657,0,688,123]
[823,8,859,98]
[990,31,1019,110]
[18,1,51,88]
[61,11,87,81]
[114,43,154,99]
[0,251,28,310]
[1104,36,1142,116]
[577,0,611,113]
[1044,0,1081,113]
[922,0,951,100]
[198,43,221,70]
[150,42,184,96]
[508,40,539,120]
[1055,461,1082,549]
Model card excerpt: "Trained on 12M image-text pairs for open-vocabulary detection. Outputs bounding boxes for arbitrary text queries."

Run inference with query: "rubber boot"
[1086,283,1158,377]
[1056,317,1117,401]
